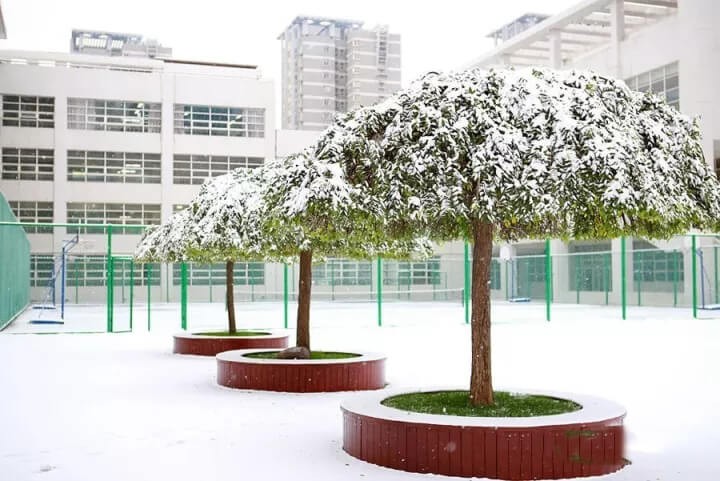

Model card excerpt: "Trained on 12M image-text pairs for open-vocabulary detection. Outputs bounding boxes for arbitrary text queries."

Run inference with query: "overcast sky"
[1,0,579,124]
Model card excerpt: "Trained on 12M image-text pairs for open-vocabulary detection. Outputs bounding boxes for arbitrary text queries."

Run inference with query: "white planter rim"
[341,386,626,428]
[216,348,385,364]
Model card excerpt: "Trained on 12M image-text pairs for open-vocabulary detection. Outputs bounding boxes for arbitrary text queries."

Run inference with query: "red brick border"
[216,350,385,392]
[341,389,626,480]
[173,333,288,356]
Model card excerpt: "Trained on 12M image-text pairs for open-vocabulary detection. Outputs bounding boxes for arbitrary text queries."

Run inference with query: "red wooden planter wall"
[173,334,288,356]
[342,410,625,480]
[217,355,385,392]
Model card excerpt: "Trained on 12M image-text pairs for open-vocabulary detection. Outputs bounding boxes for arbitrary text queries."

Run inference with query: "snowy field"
[1,301,719,480]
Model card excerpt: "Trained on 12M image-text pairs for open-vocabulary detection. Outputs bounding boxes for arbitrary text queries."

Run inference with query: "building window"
[67,98,161,133]
[172,262,265,286]
[8,201,53,233]
[568,241,612,292]
[1,148,54,181]
[66,203,161,234]
[67,150,161,184]
[173,154,263,185]
[174,104,265,138]
[1,95,54,128]
[625,62,679,110]
[313,259,372,286]
[384,258,441,286]
[30,254,55,287]
[632,239,684,290]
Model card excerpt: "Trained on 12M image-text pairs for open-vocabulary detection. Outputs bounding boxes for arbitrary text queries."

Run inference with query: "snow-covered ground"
[1,301,719,480]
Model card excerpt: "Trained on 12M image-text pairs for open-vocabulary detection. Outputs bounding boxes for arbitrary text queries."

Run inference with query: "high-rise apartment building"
[279,16,401,130]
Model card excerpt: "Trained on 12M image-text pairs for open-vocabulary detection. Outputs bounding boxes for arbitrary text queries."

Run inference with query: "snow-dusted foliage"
[321,67,720,242]
[134,168,266,263]
[261,150,430,260]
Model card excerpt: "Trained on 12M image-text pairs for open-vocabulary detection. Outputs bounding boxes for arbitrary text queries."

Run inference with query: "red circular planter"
[341,389,626,480]
[173,333,288,356]
[216,349,385,392]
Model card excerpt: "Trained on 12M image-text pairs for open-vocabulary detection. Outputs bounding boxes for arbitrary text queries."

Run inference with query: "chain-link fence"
[1,221,718,333]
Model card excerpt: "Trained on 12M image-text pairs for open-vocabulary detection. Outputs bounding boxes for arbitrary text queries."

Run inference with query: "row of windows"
[172,263,265,286]
[173,154,263,185]
[0,95,266,138]
[1,148,265,184]
[173,104,265,137]
[67,98,161,133]
[1,148,54,181]
[311,258,443,286]
[30,255,160,288]
[68,150,161,184]
[1,95,54,128]
[66,203,160,234]
[625,62,679,110]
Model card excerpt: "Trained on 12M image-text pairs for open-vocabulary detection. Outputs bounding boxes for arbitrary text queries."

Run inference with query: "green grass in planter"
[382,391,581,417]
[244,351,361,360]
[193,331,271,337]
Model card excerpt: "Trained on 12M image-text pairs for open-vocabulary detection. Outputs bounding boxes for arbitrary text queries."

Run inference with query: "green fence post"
[129,261,134,331]
[330,259,335,301]
[377,257,383,327]
[180,262,188,330]
[637,263,642,307]
[165,263,170,303]
[209,278,213,303]
[106,225,113,333]
[673,250,679,307]
[147,264,151,331]
[464,241,470,324]
[575,256,580,304]
[620,236,627,320]
[504,260,509,301]
[692,235,698,319]
[545,239,551,322]
[714,246,718,305]
[74,260,79,304]
[604,253,610,305]
[121,261,125,303]
[283,263,288,329]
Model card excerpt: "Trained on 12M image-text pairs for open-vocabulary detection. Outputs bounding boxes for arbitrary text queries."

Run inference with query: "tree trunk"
[296,250,312,351]
[470,220,494,406]
[226,260,237,334]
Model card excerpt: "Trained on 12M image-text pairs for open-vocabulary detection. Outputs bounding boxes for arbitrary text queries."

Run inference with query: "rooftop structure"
[70,29,172,59]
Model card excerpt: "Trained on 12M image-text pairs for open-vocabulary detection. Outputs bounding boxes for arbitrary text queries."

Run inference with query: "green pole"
[283,263,288,328]
[604,253,609,306]
[165,263,169,302]
[637,261,642,307]
[575,256,580,304]
[107,225,113,333]
[121,261,125,303]
[147,264,151,331]
[377,257,383,327]
[464,241,470,324]
[545,239,551,322]
[673,250,678,307]
[620,236,627,320]
[692,235,698,319]
[330,259,335,301]
[129,261,134,331]
[181,262,188,330]
[209,274,213,303]
[74,260,79,304]
[714,246,718,304]
[504,260,509,301]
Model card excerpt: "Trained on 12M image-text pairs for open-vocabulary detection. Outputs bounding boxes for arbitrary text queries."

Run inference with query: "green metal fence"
[0,195,31,330]
[1,221,718,333]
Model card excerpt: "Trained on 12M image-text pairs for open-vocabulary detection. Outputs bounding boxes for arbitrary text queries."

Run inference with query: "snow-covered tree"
[261,150,430,352]
[135,168,267,334]
[318,67,720,405]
